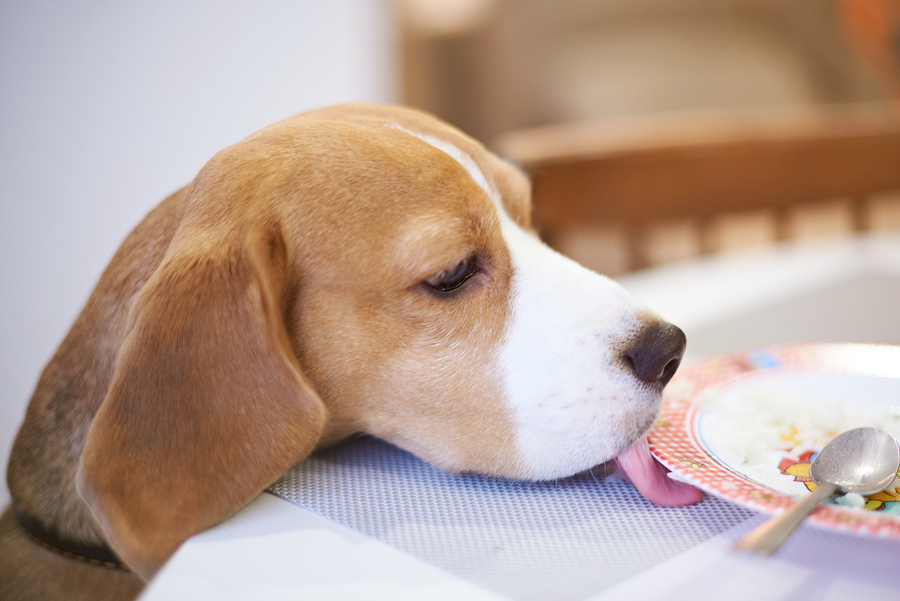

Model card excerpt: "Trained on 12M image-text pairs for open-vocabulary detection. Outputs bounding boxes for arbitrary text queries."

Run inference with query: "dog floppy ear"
[76,222,326,580]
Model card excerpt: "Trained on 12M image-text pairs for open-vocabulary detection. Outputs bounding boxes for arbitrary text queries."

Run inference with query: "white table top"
[141,233,900,601]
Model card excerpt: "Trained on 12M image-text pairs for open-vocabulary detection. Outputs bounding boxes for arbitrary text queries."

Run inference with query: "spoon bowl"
[811,427,899,495]
[734,427,900,555]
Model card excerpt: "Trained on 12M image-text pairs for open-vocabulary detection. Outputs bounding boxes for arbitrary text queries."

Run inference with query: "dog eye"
[424,256,479,293]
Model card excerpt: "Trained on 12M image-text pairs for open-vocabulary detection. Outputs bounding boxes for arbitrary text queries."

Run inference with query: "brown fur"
[2,104,533,598]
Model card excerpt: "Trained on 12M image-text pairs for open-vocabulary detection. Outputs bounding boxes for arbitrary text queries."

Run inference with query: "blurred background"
[400,0,900,274]
[2,0,899,507]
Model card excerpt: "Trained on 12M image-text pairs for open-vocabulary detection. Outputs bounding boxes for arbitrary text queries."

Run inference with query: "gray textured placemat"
[268,436,753,601]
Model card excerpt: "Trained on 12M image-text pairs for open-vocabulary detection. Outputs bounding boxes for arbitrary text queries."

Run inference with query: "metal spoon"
[734,427,900,555]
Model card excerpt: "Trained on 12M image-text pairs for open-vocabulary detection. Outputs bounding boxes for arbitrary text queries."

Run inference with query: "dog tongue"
[613,437,702,506]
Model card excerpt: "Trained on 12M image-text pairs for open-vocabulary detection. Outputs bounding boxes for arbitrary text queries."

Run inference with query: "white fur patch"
[500,223,656,479]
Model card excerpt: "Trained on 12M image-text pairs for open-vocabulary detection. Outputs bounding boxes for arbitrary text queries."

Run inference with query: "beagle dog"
[1,103,699,600]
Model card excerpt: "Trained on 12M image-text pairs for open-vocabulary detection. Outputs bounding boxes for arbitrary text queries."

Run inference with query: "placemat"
[268,436,753,600]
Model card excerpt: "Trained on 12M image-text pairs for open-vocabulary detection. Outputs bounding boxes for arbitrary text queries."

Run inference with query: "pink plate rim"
[648,342,900,538]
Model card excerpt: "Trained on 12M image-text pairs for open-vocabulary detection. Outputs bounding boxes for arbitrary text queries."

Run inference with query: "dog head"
[76,104,695,579]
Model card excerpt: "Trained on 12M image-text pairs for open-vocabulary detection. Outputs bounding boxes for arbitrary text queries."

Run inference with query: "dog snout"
[622,320,686,386]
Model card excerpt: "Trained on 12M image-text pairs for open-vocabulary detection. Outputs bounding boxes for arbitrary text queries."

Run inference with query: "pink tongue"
[613,437,702,507]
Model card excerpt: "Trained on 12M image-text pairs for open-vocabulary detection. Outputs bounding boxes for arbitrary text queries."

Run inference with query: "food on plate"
[696,386,900,507]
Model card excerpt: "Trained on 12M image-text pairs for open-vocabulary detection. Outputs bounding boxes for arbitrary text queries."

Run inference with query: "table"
[141,233,900,600]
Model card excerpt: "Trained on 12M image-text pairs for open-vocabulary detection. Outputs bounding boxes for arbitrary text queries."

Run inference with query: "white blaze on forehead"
[390,125,504,211]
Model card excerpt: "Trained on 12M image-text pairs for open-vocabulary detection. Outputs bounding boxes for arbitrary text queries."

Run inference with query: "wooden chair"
[493,104,900,274]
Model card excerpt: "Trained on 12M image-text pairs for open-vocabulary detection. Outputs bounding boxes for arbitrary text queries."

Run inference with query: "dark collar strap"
[12,503,130,571]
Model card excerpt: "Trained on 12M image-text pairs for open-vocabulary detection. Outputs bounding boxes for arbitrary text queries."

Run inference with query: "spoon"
[734,427,900,555]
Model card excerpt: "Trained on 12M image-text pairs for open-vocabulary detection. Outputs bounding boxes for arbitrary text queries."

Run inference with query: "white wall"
[0,0,396,508]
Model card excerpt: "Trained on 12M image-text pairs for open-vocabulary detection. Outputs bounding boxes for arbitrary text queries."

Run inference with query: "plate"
[649,342,900,537]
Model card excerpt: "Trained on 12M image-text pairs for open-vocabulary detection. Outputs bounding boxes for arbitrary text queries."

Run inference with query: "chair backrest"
[494,104,900,273]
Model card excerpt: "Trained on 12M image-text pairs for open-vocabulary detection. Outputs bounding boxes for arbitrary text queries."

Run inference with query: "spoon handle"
[733,482,838,555]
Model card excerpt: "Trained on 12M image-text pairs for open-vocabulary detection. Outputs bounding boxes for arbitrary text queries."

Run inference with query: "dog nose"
[623,320,686,386]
